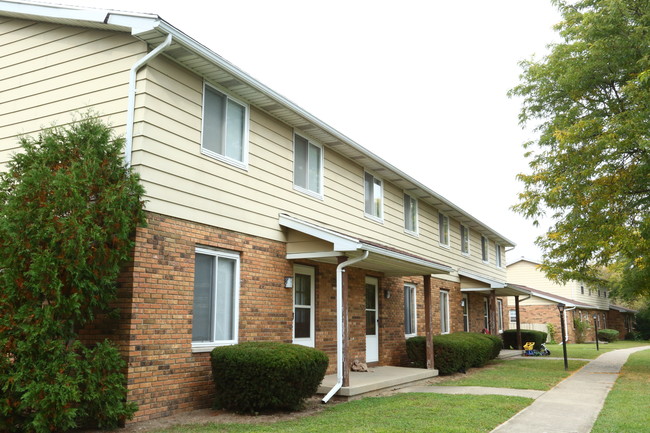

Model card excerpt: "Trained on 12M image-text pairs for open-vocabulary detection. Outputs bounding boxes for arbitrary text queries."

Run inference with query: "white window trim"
[191,246,241,353]
[497,299,504,333]
[201,81,250,171]
[438,212,450,248]
[292,132,324,200]
[364,171,384,223]
[462,294,469,332]
[404,283,418,337]
[293,264,316,347]
[495,244,503,268]
[403,193,419,236]
[481,236,489,263]
[440,290,450,334]
[509,309,517,324]
[483,297,489,330]
[460,224,470,256]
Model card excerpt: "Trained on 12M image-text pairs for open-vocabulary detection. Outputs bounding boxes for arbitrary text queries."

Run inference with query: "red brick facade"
[89,212,479,422]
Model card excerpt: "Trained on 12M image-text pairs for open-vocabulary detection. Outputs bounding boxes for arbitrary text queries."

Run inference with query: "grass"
[544,340,650,359]
[437,358,588,390]
[591,347,650,432]
[156,394,531,433]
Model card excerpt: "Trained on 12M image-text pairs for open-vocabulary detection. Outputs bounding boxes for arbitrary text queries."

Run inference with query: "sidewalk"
[491,345,650,433]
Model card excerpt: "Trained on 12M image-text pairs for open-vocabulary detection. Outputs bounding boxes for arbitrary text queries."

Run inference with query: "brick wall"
[89,211,474,422]
[607,309,633,339]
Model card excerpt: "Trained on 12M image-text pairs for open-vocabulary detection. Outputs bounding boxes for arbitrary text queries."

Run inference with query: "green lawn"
[591,347,650,432]
[157,394,531,433]
[437,358,588,390]
[544,340,650,359]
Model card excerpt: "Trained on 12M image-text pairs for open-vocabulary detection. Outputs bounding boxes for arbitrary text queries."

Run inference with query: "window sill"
[438,243,450,249]
[191,341,237,353]
[201,148,249,171]
[404,229,419,238]
[293,185,324,201]
[364,213,384,224]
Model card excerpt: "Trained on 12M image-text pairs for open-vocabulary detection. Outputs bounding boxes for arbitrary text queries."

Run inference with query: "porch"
[317,366,438,399]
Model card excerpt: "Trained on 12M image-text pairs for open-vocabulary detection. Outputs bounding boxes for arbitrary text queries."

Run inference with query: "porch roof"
[459,270,531,297]
[279,214,452,277]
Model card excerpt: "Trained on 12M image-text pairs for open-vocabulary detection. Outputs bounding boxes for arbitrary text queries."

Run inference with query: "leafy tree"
[0,114,145,431]
[510,0,650,299]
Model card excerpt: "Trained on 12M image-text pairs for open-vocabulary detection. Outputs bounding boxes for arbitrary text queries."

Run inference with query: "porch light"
[557,303,565,313]
[284,277,293,289]
[461,299,466,307]
[384,289,391,299]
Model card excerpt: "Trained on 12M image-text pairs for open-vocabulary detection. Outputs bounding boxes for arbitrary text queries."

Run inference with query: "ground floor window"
[509,309,517,324]
[483,297,489,330]
[462,294,469,332]
[404,283,417,336]
[293,264,316,347]
[192,247,240,351]
[497,299,504,333]
[440,290,450,334]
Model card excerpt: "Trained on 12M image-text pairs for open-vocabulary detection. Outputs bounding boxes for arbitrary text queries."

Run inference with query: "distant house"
[506,259,635,342]
[1,1,525,423]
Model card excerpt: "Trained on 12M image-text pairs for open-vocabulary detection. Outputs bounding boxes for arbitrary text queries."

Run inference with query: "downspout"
[322,250,369,404]
[124,33,173,167]
[562,306,576,343]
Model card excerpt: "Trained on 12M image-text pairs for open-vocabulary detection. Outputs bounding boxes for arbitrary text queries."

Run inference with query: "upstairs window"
[404,193,418,234]
[293,133,323,198]
[481,236,489,262]
[460,224,470,254]
[364,172,383,221]
[438,213,450,247]
[495,244,502,267]
[202,83,248,168]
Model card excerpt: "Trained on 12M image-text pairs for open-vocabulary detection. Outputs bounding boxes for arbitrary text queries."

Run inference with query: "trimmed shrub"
[406,332,501,375]
[210,342,328,413]
[597,329,620,342]
[573,317,590,343]
[502,329,547,350]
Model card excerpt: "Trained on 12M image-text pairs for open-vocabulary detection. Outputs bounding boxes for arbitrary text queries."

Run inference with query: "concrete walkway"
[491,345,650,433]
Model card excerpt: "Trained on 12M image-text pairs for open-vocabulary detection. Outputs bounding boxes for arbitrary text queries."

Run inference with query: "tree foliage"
[510,0,650,299]
[0,115,145,431]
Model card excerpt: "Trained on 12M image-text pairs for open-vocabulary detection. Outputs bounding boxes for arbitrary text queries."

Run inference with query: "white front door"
[365,277,379,362]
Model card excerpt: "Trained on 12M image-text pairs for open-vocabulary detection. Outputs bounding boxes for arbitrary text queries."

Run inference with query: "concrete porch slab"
[317,366,438,398]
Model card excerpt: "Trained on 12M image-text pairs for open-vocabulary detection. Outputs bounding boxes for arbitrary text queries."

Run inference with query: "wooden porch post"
[338,256,350,387]
[489,291,497,335]
[423,275,434,369]
[515,295,522,350]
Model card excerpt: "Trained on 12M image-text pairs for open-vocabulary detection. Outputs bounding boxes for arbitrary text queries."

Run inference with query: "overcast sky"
[43,0,562,262]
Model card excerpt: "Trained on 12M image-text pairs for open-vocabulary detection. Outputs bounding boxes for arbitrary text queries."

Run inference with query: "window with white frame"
[497,299,504,333]
[404,284,417,336]
[509,309,517,323]
[481,236,489,262]
[403,193,418,234]
[202,83,248,168]
[483,297,489,330]
[293,133,323,198]
[462,294,469,332]
[440,290,450,334]
[439,213,450,247]
[364,172,383,220]
[293,265,316,347]
[495,244,502,267]
[192,247,240,351]
[460,224,470,254]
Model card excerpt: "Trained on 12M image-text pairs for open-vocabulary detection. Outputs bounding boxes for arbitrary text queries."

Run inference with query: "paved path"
[491,345,650,433]
[399,385,544,399]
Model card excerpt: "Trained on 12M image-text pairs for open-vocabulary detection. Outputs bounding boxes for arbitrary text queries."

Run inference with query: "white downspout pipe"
[562,306,576,343]
[322,250,369,404]
[124,33,173,167]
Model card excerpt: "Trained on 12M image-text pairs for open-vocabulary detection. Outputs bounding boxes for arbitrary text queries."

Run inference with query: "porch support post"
[423,275,434,369]
[489,290,497,335]
[339,255,350,387]
[515,295,522,350]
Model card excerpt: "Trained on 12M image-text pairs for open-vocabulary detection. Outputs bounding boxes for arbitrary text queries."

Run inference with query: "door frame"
[365,276,379,362]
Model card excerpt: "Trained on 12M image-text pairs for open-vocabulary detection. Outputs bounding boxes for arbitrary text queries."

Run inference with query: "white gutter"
[124,33,173,167]
[322,250,369,404]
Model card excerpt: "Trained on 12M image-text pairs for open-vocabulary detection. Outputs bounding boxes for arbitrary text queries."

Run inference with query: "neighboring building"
[1,1,521,422]
[506,259,635,342]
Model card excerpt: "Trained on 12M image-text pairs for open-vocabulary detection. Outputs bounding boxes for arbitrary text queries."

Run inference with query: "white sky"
[44,0,562,262]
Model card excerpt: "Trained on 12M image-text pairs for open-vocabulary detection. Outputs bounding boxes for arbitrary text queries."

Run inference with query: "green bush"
[406,333,501,375]
[501,329,548,350]
[634,307,650,340]
[211,342,329,413]
[573,317,591,343]
[597,329,620,342]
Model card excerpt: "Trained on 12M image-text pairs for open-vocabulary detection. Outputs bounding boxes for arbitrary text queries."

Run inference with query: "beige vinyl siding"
[507,261,574,298]
[132,54,508,282]
[573,282,609,309]
[0,19,146,159]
